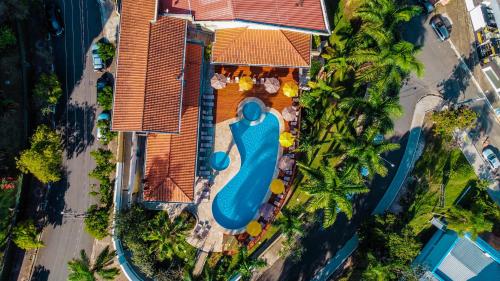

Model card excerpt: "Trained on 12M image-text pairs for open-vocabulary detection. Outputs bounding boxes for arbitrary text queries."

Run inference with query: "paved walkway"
[373,95,444,215]
[309,235,359,281]
[455,130,500,204]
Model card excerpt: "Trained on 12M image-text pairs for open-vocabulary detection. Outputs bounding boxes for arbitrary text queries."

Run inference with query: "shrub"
[84,204,109,239]
[0,25,16,50]
[96,119,117,145]
[12,220,44,250]
[97,85,113,110]
[431,107,477,138]
[16,125,62,184]
[96,42,115,62]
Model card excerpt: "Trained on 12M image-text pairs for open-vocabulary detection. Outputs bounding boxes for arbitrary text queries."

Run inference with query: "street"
[28,0,104,280]
[258,7,500,281]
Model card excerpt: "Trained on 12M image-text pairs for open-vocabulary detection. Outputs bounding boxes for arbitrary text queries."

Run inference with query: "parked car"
[46,3,64,37]
[91,43,105,71]
[96,112,111,141]
[430,15,451,41]
[495,108,500,119]
[96,72,112,92]
[482,148,500,170]
[418,0,434,14]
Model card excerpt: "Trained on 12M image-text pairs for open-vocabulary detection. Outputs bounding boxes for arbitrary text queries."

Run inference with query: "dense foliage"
[11,220,44,250]
[16,125,62,183]
[97,85,113,111]
[33,73,63,115]
[96,42,116,63]
[67,246,119,281]
[0,25,16,50]
[84,205,110,240]
[431,106,477,138]
[96,119,117,145]
[115,206,196,279]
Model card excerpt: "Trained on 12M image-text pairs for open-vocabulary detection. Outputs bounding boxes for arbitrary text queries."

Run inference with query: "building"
[413,228,500,281]
[112,0,330,207]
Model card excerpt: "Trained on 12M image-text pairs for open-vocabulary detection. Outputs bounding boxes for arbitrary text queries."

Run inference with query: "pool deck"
[185,65,298,253]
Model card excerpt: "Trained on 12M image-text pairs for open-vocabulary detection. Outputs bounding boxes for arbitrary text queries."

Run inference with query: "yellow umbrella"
[239,76,253,91]
[246,220,262,236]
[282,81,298,97]
[279,132,295,147]
[270,179,285,194]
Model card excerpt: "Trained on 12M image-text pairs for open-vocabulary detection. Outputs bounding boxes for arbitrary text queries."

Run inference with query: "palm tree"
[67,246,119,281]
[351,40,424,89]
[143,212,191,261]
[298,163,369,227]
[275,207,305,240]
[339,87,403,134]
[356,0,422,33]
[343,129,400,178]
[232,247,267,281]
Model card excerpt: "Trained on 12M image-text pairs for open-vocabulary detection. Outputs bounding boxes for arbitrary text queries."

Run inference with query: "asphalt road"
[258,11,500,281]
[29,0,103,280]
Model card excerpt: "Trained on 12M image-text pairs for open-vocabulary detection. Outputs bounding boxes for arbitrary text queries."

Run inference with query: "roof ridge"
[279,30,309,65]
[213,27,248,61]
[166,177,193,200]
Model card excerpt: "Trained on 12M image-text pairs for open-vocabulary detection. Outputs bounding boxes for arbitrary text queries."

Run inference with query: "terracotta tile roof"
[212,28,311,67]
[112,0,156,131]
[160,0,329,33]
[143,17,187,133]
[143,44,203,203]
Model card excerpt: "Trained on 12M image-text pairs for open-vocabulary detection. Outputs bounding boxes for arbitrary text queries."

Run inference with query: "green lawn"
[408,135,478,235]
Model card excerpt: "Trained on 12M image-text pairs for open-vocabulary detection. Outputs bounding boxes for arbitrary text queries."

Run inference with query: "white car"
[91,43,104,71]
[482,148,500,170]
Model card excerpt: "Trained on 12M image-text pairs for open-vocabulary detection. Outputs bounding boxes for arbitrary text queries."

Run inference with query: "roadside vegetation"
[33,73,63,115]
[11,220,44,250]
[339,107,499,280]
[67,246,119,281]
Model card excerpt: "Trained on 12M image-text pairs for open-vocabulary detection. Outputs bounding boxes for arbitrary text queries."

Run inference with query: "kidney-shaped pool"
[212,101,280,230]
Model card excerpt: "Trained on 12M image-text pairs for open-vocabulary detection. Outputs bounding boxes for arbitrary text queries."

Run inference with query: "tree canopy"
[12,220,44,250]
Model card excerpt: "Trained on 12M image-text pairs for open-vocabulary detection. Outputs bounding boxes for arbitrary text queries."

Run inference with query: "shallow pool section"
[212,111,280,230]
[210,152,230,171]
[242,101,262,121]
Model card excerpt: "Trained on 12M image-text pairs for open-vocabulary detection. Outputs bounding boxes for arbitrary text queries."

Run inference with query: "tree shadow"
[44,168,70,226]
[58,102,96,159]
[30,265,50,281]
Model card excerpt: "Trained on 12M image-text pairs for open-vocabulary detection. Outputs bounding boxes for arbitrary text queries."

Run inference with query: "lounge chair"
[226,77,231,83]
[201,143,212,148]
[202,123,214,128]
[202,115,214,121]
[200,224,211,238]
[200,136,212,141]
[252,78,257,84]
[203,95,215,100]
[260,78,265,84]
[283,176,291,182]
[193,223,202,235]
[235,77,240,83]
[199,171,211,177]
[203,101,214,107]
[202,109,213,115]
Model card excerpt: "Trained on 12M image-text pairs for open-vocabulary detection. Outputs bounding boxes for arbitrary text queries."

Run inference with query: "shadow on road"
[45,170,70,226]
[58,102,96,159]
[31,265,50,281]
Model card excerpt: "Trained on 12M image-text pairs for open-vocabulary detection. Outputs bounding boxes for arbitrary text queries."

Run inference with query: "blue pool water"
[242,101,262,121]
[212,109,280,230]
[211,152,230,171]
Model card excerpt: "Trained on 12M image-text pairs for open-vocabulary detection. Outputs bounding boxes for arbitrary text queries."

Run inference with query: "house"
[111,0,330,206]
[413,228,500,281]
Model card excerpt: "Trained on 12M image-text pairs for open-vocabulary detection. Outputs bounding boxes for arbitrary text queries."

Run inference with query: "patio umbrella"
[264,78,280,94]
[260,203,275,220]
[282,81,299,97]
[270,179,285,194]
[246,220,262,236]
[281,106,297,122]
[210,73,226,89]
[279,132,295,148]
[239,76,253,91]
[278,155,294,171]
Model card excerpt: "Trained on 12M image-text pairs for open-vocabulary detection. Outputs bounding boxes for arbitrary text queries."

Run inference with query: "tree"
[96,119,117,145]
[446,205,494,239]
[84,205,109,239]
[33,73,63,112]
[67,246,119,281]
[97,42,116,62]
[274,207,304,240]
[298,163,369,227]
[431,107,477,138]
[97,85,113,111]
[142,212,191,262]
[12,220,44,250]
[356,0,422,34]
[0,25,16,50]
[16,125,62,184]
[232,247,267,281]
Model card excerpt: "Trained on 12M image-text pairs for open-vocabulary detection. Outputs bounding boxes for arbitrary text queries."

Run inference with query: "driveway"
[258,8,500,281]
[29,0,104,280]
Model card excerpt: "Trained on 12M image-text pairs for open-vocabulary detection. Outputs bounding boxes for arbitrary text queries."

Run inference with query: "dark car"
[430,15,451,41]
[46,3,64,37]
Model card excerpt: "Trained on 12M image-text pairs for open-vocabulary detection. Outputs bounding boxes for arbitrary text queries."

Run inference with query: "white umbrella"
[264,78,280,94]
[278,155,295,171]
[211,73,226,89]
[281,106,297,122]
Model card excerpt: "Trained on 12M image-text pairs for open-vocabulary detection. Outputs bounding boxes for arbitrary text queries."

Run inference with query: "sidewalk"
[373,95,444,215]
[455,130,500,204]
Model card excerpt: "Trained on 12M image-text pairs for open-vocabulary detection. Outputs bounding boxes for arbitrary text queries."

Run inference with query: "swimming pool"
[242,101,262,121]
[212,102,280,230]
[211,151,230,171]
